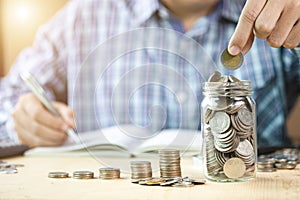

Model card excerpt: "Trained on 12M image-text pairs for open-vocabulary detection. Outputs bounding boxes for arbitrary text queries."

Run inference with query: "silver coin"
[228,75,241,82]
[208,71,222,82]
[160,178,180,186]
[235,139,254,157]
[258,167,277,172]
[204,108,215,124]
[275,162,296,170]
[226,101,245,115]
[172,182,194,187]
[209,111,231,133]
[237,108,253,126]
[130,161,151,167]
[208,97,231,111]
[0,168,18,174]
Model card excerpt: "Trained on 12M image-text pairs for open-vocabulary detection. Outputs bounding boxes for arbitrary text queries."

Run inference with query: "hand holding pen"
[11,72,80,148]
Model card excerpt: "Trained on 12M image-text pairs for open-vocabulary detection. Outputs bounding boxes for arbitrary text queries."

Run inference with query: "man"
[0,0,299,148]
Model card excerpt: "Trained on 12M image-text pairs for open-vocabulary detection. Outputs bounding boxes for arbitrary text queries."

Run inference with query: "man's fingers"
[13,106,67,144]
[52,102,76,129]
[241,32,255,55]
[254,0,284,40]
[15,124,61,148]
[21,95,68,132]
[265,1,300,48]
[267,14,296,48]
[284,21,300,49]
[228,0,267,55]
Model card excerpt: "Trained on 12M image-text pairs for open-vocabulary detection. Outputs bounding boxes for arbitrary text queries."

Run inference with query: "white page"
[25,125,202,156]
[135,129,202,155]
[25,125,154,156]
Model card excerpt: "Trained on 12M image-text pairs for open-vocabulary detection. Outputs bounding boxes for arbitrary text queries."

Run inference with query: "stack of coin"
[257,157,276,172]
[258,148,299,172]
[99,168,120,179]
[159,149,181,178]
[204,126,222,176]
[203,72,256,181]
[73,171,94,179]
[48,171,69,178]
[130,161,152,180]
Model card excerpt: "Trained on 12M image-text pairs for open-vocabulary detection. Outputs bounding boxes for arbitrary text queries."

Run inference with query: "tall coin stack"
[159,149,182,178]
[130,161,152,180]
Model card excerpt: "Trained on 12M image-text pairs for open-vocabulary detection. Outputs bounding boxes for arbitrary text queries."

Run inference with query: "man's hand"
[228,0,300,55]
[12,93,76,148]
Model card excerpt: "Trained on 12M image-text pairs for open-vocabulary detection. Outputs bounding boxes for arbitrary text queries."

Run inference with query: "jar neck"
[203,81,253,97]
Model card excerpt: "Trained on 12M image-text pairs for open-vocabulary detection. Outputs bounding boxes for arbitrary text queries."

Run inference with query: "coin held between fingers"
[220,48,244,70]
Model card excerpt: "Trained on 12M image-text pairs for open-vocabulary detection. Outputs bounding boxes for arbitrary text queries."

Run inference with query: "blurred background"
[0,0,68,77]
[0,0,299,145]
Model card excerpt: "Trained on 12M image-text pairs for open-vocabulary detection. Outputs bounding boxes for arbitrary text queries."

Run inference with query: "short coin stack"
[159,149,181,178]
[258,148,299,172]
[130,161,152,180]
[99,168,120,179]
[48,172,69,178]
[73,171,94,179]
[203,72,256,181]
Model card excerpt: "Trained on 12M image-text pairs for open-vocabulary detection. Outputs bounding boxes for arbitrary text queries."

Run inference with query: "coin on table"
[0,168,18,174]
[220,48,244,70]
[223,157,246,179]
[172,182,194,187]
[73,171,94,179]
[258,167,277,172]
[139,178,165,186]
[183,177,206,185]
[99,167,120,179]
[48,172,69,178]
[160,178,181,186]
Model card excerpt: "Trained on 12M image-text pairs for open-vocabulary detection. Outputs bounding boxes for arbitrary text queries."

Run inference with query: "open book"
[25,125,202,157]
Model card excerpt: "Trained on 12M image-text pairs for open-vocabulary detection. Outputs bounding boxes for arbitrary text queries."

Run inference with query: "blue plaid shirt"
[0,0,299,147]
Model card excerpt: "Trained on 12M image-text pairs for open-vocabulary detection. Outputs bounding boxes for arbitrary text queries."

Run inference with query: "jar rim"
[203,80,253,96]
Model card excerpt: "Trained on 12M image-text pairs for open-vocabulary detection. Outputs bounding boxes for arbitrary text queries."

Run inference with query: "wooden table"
[1,156,300,200]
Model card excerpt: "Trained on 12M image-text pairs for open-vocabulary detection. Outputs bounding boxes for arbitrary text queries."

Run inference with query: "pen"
[20,71,80,143]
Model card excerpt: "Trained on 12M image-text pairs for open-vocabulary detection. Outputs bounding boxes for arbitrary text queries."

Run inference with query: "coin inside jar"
[220,48,244,70]
[223,157,246,179]
[48,171,69,178]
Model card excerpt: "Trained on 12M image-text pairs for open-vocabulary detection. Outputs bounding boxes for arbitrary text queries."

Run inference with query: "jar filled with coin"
[201,71,257,182]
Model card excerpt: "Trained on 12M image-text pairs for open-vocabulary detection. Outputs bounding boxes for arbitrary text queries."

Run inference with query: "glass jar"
[201,78,257,182]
